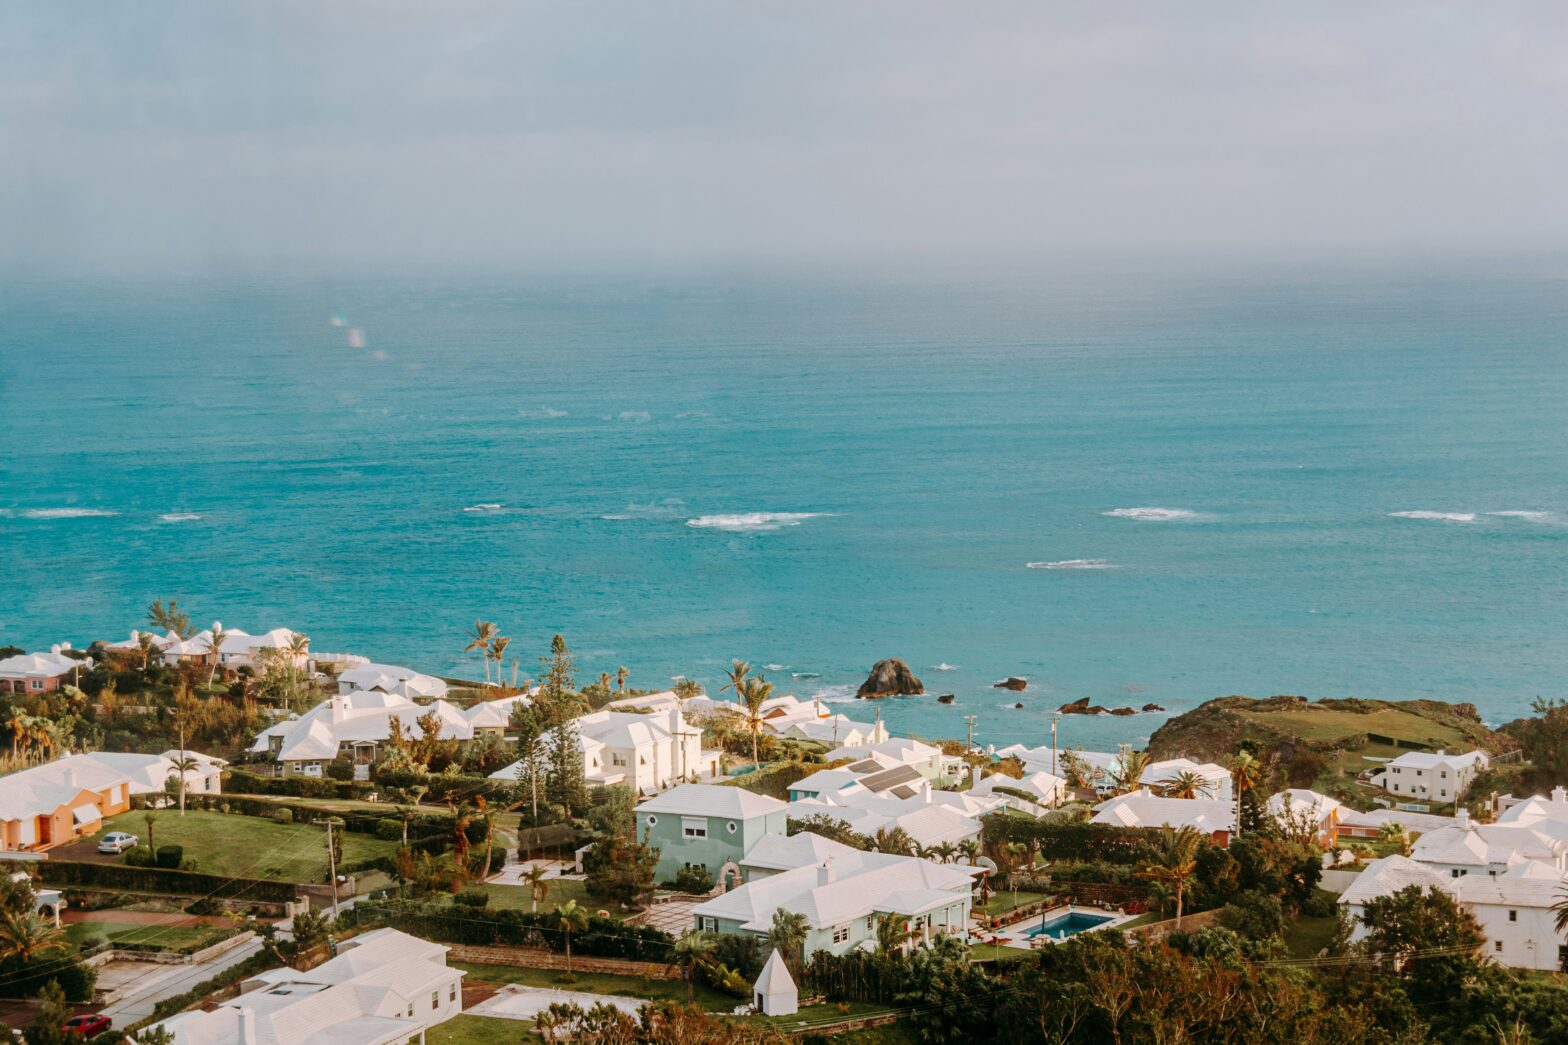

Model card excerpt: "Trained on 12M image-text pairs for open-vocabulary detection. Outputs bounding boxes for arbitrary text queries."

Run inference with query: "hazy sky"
[3,2,1566,271]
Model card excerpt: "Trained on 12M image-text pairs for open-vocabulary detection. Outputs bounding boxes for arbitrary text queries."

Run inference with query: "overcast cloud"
[3,2,1566,271]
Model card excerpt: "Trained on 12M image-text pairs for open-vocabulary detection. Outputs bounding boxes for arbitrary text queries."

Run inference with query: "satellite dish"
[976,856,999,873]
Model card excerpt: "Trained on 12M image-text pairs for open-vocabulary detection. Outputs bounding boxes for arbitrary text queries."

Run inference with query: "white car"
[98,831,139,854]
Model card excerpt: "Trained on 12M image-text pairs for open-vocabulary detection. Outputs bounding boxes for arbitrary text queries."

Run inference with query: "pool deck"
[987,904,1138,949]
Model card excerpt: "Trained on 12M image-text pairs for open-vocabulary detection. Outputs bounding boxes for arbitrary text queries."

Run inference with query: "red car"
[63,1015,111,1036]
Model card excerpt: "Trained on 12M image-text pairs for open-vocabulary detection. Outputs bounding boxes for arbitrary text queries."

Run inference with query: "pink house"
[0,647,88,695]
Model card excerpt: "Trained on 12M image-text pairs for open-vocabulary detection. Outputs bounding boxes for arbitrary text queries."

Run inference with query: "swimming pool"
[1022,911,1116,941]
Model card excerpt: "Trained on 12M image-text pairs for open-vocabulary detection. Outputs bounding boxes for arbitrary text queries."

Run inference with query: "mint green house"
[635,784,788,884]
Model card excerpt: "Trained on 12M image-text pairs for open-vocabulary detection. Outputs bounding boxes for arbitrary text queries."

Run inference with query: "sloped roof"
[756,949,796,995]
[1089,793,1235,834]
[0,650,84,678]
[0,755,129,821]
[637,783,786,819]
[1337,855,1451,907]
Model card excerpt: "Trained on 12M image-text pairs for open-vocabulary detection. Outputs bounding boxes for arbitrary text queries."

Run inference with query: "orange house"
[0,755,132,852]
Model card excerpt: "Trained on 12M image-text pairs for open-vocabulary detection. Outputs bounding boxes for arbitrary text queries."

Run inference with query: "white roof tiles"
[0,754,129,822]
[1338,854,1451,907]
[252,692,478,763]
[1382,749,1489,772]
[1267,788,1342,821]
[0,649,85,679]
[1408,821,1563,869]
[338,663,448,700]
[1089,793,1235,834]
[637,783,786,819]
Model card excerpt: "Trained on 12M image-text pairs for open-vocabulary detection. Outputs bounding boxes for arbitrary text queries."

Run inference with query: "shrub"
[155,845,184,869]
[38,861,299,903]
[1302,887,1339,918]
[273,808,294,823]
[672,865,714,894]
[375,818,404,842]
[124,845,156,867]
[454,889,490,908]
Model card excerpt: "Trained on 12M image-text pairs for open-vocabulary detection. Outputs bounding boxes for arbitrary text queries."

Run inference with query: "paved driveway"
[470,984,647,1020]
[634,899,699,936]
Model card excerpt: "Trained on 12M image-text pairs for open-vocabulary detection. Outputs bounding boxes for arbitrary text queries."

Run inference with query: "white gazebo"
[754,949,798,1017]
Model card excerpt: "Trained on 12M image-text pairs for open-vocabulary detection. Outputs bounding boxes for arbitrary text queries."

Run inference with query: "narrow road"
[100,937,265,1027]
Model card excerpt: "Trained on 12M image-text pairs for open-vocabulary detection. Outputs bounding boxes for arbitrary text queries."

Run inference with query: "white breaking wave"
[1389,511,1477,523]
[811,684,858,704]
[791,672,820,680]
[1487,510,1557,522]
[1103,507,1199,522]
[931,663,959,672]
[22,508,118,519]
[159,513,204,522]
[1027,559,1118,570]
[685,512,829,532]
[462,503,505,513]
[519,406,569,419]
[763,664,786,671]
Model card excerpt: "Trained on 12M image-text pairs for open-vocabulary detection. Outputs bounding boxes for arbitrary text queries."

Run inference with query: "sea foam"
[1027,559,1118,570]
[22,508,117,519]
[159,513,204,522]
[1103,507,1199,522]
[1389,511,1477,523]
[1487,510,1557,522]
[685,512,828,532]
[931,663,959,672]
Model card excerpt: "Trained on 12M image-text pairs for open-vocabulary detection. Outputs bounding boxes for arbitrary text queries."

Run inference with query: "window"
[832,925,849,944]
[612,754,627,767]
[450,983,457,1001]
[865,916,874,932]
[432,991,439,1010]
[726,821,738,834]
[1509,910,1518,922]
[646,815,657,827]
[1441,771,1449,779]
[701,916,717,933]
[1495,940,1503,952]
[681,817,707,839]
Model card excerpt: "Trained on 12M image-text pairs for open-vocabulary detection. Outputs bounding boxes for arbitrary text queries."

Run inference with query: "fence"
[1125,908,1220,943]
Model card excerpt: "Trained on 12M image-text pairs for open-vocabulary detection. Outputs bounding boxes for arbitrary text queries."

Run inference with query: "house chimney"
[1552,786,1567,805]
[62,767,76,789]
[237,1006,256,1045]
[817,857,837,885]
[330,698,346,724]
[1456,808,1471,830]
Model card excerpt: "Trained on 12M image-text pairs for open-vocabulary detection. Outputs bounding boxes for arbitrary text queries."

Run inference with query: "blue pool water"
[3,259,1567,751]
[1023,911,1116,941]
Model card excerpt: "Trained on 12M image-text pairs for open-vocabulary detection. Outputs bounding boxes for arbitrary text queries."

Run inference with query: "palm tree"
[0,909,67,963]
[465,620,498,686]
[137,631,159,670]
[1228,751,1264,837]
[932,842,958,864]
[958,840,982,865]
[1110,750,1150,795]
[203,624,228,686]
[1378,821,1412,856]
[722,659,751,698]
[554,900,590,973]
[1155,770,1208,800]
[1553,884,1568,937]
[487,636,510,691]
[143,808,159,852]
[1134,826,1201,927]
[764,909,809,977]
[171,755,202,815]
[871,826,916,856]
[475,797,498,880]
[876,912,916,955]
[738,675,774,767]
[615,666,628,692]
[522,864,551,913]
[673,929,716,1001]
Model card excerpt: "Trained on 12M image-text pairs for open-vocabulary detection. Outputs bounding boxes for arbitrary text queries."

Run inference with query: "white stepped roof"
[637,783,786,819]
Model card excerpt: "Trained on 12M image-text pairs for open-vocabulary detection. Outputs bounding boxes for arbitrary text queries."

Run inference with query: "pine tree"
[546,718,587,816]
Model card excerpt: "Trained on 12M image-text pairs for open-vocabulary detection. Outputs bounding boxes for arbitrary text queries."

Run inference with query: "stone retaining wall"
[1125,908,1219,943]
[447,942,680,980]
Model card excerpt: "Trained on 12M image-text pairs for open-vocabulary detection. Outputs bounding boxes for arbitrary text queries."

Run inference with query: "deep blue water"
[3,261,1566,752]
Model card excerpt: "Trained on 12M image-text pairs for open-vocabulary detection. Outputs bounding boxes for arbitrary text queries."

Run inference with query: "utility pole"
[963,715,978,753]
[1050,715,1059,780]
[324,817,343,921]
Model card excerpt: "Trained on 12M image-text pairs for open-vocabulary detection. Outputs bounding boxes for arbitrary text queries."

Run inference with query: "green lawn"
[65,921,232,954]
[969,942,1031,962]
[1283,915,1339,959]
[453,962,735,1011]
[478,879,596,913]
[96,810,400,883]
[977,890,1051,916]
[426,1014,530,1045]
[753,1000,896,1030]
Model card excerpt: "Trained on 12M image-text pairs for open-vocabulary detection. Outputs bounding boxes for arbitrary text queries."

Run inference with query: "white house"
[1337,806,1457,841]
[970,770,1067,815]
[1369,750,1490,804]
[1405,809,1565,878]
[1090,792,1235,844]
[0,646,89,694]
[338,663,449,700]
[1339,855,1568,972]
[1267,789,1343,846]
[1139,758,1233,801]
[81,750,224,799]
[154,624,310,672]
[824,737,952,783]
[147,927,464,1045]
[250,691,476,778]
[690,838,977,957]
[0,755,132,852]
[994,746,1125,793]
[787,788,1004,850]
[491,708,713,796]
[1493,786,1568,845]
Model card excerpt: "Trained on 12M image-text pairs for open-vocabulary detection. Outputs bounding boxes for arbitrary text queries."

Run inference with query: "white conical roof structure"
[753,948,798,1016]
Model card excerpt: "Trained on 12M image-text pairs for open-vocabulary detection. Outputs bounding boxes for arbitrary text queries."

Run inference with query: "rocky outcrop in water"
[937,694,955,704]
[857,658,924,698]
[993,677,1028,692]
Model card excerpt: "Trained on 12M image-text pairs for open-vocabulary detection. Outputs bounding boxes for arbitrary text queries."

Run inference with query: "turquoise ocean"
[3,260,1566,753]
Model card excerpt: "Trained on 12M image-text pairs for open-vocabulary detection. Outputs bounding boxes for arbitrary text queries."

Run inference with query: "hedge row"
[178,793,461,854]
[38,861,300,903]
[354,900,675,962]
[979,813,1158,865]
